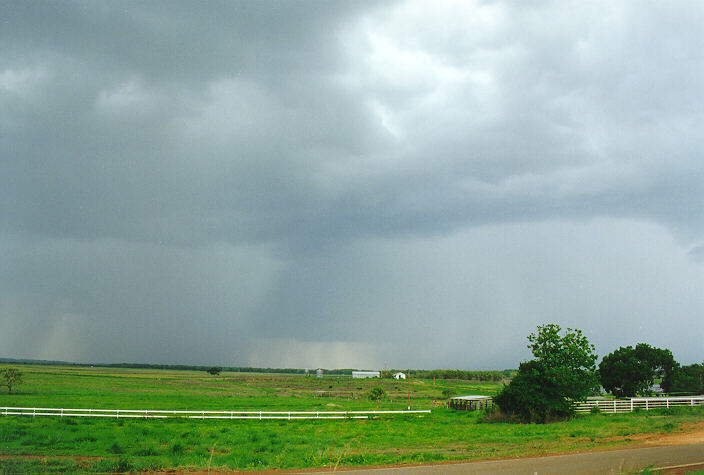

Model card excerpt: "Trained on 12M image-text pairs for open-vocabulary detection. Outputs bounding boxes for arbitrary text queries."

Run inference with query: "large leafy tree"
[494,324,599,423]
[599,343,678,397]
[670,363,704,394]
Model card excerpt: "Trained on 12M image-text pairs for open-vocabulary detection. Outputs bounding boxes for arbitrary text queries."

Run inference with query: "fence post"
[613,400,616,413]
[666,398,669,408]
[645,400,648,411]
[630,399,633,412]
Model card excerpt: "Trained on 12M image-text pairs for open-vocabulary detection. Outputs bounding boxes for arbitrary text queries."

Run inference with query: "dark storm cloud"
[1,1,703,368]
[1,1,387,246]
[1,1,368,81]
[251,219,704,369]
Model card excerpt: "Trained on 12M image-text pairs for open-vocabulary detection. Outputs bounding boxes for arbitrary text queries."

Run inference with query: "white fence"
[0,407,430,420]
[574,396,704,414]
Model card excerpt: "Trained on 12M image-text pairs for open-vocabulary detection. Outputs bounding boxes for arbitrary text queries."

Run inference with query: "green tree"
[494,324,599,423]
[2,367,23,394]
[368,386,386,401]
[599,344,678,397]
[669,363,704,394]
[206,367,222,376]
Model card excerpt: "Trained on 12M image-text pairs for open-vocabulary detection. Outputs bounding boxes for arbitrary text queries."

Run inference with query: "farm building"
[393,372,406,379]
[352,370,380,379]
[449,395,493,411]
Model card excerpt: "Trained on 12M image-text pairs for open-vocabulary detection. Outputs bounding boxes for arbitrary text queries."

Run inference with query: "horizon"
[0,356,516,373]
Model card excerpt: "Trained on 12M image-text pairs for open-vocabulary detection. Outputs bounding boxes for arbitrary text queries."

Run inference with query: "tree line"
[0,358,514,381]
[491,324,704,424]
[405,369,513,381]
[598,343,704,397]
[0,359,357,376]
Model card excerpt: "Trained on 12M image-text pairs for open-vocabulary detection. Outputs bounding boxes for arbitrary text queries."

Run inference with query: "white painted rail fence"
[0,407,430,420]
[574,396,704,414]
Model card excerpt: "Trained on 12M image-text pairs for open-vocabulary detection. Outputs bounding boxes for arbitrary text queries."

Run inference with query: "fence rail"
[0,407,430,420]
[574,396,704,414]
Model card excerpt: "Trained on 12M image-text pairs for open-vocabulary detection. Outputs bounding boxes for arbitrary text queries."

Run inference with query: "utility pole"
[407,369,411,410]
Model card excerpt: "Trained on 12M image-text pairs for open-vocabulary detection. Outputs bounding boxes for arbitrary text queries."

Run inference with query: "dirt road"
[292,430,704,474]
[307,443,704,474]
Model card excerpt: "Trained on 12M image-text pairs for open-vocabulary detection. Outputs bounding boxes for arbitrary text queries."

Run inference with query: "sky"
[1,0,703,370]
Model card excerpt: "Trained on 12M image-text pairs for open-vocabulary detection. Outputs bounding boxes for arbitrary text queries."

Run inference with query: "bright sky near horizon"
[2,0,703,370]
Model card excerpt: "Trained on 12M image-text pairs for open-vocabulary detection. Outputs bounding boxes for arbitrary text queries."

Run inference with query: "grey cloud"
[2,1,704,368]
[4,0,704,247]
[252,219,704,369]
[689,245,704,262]
[1,1,377,82]
[0,234,280,364]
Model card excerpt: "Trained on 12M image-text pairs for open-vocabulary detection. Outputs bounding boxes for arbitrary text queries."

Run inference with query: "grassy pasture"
[1,364,703,472]
[0,364,495,410]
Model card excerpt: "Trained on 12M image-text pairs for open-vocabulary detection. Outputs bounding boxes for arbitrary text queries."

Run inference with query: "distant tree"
[599,344,678,397]
[669,363,704,394]
[206,367,222,376]
[368,386,386,401]
[494,324,599,423]
[2,367,23,394]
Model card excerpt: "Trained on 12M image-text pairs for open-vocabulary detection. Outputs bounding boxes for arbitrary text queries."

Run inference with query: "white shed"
[393,372,407,380]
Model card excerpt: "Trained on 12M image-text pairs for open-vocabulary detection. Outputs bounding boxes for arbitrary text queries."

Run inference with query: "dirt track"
[291,429,704,475]
[300,444,704,474]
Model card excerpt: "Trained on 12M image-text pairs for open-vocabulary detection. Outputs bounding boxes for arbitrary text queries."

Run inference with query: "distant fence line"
[0,407,430,420]
[574,396,704,414]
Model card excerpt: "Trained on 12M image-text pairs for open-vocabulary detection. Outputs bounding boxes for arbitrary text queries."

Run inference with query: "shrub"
[368,386,386,401]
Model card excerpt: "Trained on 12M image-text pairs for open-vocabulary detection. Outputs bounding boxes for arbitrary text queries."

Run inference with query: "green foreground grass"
[1,365,703,472]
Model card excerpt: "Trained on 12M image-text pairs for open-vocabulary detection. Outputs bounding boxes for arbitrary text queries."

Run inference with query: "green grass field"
[1,364,703,472]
